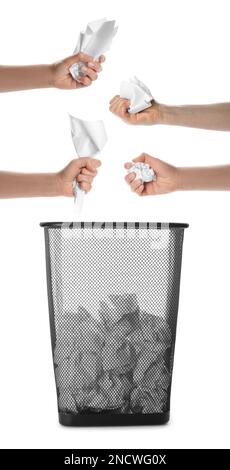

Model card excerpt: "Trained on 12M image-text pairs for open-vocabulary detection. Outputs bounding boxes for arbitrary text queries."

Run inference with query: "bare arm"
[159,103,230,132]
[0,158,101,198]
[0,65,53,92]
[178,164,230,190]
[124,153,230,196]
[110,97,230,131]
[0,171,59,198]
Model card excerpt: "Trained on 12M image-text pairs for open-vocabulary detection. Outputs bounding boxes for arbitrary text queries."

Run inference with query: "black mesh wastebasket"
[41,222,188,426]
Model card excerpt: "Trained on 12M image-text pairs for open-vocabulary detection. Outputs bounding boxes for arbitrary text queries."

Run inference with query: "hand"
[51,53,105,90]
[109,96,162,125]
[57,157,101,197]
[125,153,180,196]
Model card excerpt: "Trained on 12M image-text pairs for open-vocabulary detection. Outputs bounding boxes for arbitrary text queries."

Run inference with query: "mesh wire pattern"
[41,222,187,424]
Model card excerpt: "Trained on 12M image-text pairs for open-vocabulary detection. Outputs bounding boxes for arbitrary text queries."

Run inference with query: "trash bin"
[40,221,188,426]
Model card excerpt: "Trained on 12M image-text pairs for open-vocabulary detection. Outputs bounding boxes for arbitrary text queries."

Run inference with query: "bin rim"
[40,222,189,230]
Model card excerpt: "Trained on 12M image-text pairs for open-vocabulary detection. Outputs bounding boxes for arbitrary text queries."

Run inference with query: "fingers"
[79,181,92,193]
[85,158,101,172]
[81,167,98,177]
[74,52,95,64]
[109,95,120,105]
[73,158,101,193]
[77,157,101,170]
[81,65,98,81]
[77,173,94,184]
[77,59,104,85]
[77,75,92,87]
[135,184,145,195]
[125,172,145,196]
[124,162,133,170]
[132,153,147,163]
[130,179,143,192]
[87,60,102,72]
[125,172,136,184]
[133,152,158,167]
[110,98,130,115]
[109,96,130,117]
[120,102,130,117]
[77,166,97,184]
[67,157,101,176]
[99,55,106,63]
[68,53,104,86]
[66,52,94,68]
[79,54,104,73]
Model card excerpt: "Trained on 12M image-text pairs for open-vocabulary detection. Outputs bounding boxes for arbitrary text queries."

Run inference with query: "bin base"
[59,411,170,427]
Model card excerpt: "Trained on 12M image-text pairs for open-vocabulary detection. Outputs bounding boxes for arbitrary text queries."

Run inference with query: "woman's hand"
[109,96,162,125]
[51,53,105,89]
[57,157,101,197]
[125,153,180,196]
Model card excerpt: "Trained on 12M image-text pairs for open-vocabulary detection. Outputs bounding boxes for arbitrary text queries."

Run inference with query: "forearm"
[158,103,230,131]
[178,165,230,191]
[0,65,54,92]
[0,171,60,198]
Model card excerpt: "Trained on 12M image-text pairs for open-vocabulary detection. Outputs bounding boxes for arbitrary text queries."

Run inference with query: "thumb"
[121,100,131,118]
[133,153,159,169]
[77,157,101,172]
[64,158,91,177]
[86,158,102,172]
[66,52,95,66]
[121,99,130,111]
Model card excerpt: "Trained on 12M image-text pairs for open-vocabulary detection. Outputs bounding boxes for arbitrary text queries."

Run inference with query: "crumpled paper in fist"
[127,162,156,183]
[69,115,107,211]
[120,76,153,114]
[70,18,118,81]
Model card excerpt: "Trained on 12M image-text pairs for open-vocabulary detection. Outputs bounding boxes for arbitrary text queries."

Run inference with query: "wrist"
[30,64,54,88]
[37,172,62,196]
[157,104,181,126]
[44,64,55,88]
[154,103,166,124]
[147,102,165,125]
[53,172,65,196]
[176,167,186,191]
[176,167,198,191]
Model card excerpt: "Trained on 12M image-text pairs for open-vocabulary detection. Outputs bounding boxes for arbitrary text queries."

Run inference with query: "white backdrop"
[0,0,230,449]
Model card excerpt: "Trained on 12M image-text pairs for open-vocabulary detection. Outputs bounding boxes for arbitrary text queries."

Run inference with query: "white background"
[0,0,230,449]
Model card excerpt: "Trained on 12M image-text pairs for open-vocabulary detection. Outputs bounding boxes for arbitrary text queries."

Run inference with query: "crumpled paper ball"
[127,162,156,183]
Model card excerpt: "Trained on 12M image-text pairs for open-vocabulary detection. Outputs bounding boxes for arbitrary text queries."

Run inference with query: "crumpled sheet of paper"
[127,162,156,183]
[70,18,118,81]
[120,76,153,114]
[69,114,107,212]
[54,293,172,414]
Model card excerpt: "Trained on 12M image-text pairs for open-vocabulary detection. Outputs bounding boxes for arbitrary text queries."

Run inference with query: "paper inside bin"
[55,293,171,414]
